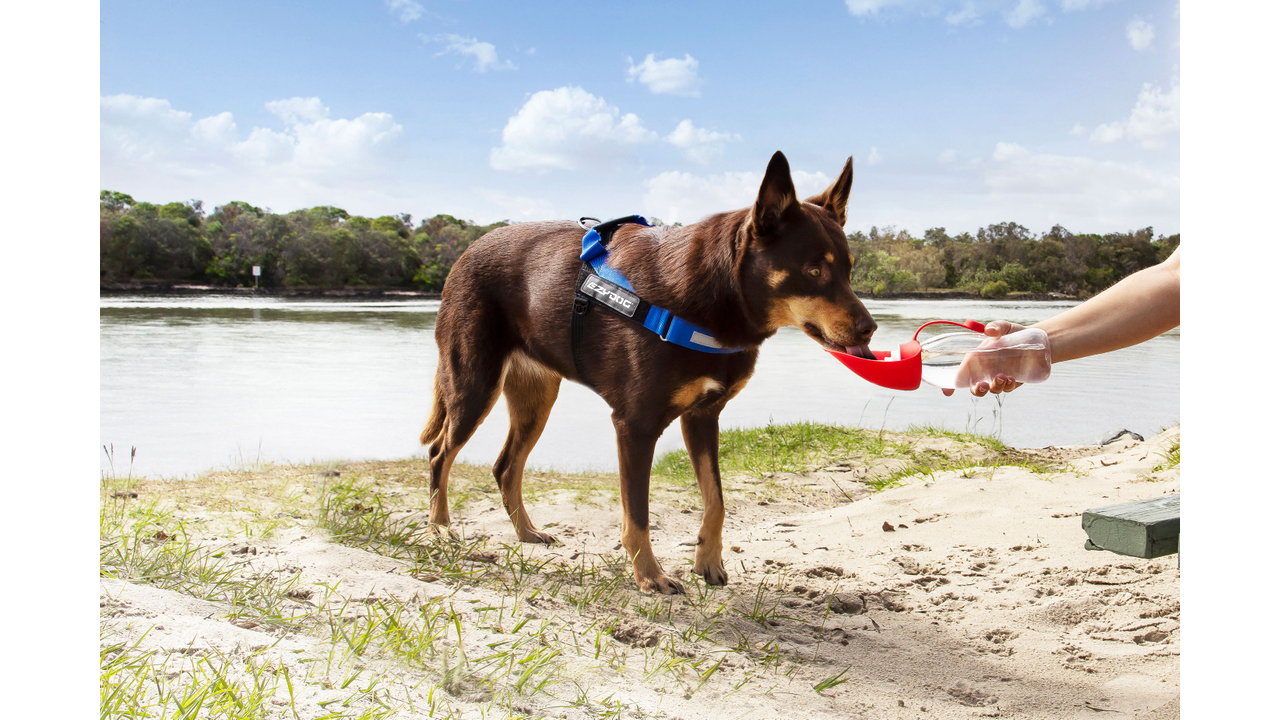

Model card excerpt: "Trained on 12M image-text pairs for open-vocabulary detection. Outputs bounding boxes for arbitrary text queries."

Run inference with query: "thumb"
[985,320,1013,338]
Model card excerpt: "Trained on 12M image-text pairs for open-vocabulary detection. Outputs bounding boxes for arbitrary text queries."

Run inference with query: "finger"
[994,375,1024,394]
[971,382,989,397]
[942,388,954,397]
[984,321,1010,338]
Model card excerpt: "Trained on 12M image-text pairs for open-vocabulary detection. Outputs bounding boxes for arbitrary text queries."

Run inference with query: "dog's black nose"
[856,315,877,339]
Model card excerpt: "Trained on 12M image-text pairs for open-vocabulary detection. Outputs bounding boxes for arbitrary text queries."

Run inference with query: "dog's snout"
[855,314,877,340]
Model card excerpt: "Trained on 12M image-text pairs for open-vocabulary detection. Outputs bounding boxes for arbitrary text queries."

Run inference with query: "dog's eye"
[807,267,822,277]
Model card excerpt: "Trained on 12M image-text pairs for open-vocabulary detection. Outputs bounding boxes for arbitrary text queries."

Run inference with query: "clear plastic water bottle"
[918,327,1052,391]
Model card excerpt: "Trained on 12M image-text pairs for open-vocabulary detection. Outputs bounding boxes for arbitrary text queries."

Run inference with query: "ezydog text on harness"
[571,216,743,385]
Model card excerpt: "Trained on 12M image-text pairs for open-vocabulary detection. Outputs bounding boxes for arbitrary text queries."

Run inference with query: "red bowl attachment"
[826,340,923,391]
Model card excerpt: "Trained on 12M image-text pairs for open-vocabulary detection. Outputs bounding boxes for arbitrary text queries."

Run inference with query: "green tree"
[100,190,135,213]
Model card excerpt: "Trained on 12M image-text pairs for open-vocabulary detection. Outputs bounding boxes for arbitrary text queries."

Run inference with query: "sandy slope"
[101,428,1179,719]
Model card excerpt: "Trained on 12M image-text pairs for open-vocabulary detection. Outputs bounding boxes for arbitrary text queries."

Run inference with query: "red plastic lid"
[827,319,986,391]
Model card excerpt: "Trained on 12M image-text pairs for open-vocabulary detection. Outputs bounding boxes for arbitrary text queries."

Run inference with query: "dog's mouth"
[803,323,874,360]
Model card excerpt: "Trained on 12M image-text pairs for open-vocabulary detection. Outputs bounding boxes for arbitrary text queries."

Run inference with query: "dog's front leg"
[614,417,684,595]
[680,412,728,586]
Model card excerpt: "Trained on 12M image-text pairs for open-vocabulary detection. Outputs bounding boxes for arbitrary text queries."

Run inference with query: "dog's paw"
[696,563,728,586]
[638,574,686,595]
[425,523,460,542]
[517,528,558,545]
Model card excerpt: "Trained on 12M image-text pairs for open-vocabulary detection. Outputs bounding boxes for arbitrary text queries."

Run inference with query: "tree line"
[100,191,1178,297]
[99,191,506,291]
[847,222,1178,297]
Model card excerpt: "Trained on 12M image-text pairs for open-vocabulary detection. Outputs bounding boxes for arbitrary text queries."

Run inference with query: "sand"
[101,427,1179,719]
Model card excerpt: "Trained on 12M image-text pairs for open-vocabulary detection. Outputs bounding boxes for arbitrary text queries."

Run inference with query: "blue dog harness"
[571,215,743,384]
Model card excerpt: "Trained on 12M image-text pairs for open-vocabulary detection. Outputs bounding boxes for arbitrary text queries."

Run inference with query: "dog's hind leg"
[426,349,506,531]
[493,352,561,544]
[680,412,728,586]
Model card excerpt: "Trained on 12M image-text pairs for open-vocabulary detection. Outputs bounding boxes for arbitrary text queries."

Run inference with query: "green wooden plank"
[1082,494,1179,559]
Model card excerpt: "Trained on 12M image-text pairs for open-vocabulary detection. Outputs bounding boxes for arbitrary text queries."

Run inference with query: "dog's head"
[740,151,877,358]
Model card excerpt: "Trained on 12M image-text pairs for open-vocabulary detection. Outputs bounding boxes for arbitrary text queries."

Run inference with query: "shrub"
[980,280,1010,298]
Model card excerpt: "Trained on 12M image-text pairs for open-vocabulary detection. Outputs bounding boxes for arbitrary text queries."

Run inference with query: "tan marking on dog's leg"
[429,446,460,528]
[622,518,682,594]
[615,417,682,594]
[692,451,727,585]
[681,413,728,586]
[496,351,561,544]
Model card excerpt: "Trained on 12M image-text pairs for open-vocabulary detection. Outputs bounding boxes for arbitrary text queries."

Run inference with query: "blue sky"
[100,0,1180,236]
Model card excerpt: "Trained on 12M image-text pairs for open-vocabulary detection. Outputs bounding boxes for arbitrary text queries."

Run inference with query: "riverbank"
[100,281,1081,302]
[101,424,1179,719]
[100,281,442,299]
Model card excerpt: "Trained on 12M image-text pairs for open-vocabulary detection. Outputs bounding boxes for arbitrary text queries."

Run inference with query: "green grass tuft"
[653,421,894,482]
[1153,439,1180,472]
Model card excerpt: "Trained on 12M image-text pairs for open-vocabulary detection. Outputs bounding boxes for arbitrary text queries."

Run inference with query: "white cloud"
[1089,80,1179,148]
[626,54,702,97]
[386,0,423,23]
[1061,0,1117,11]
[867,147,884,166]
[664,120,741,165]
[984,142,1178,225]
[1126,18,1155,50]
[265,97,329,124]
[101,94,403,207]
[643,169,833,226]
[101,95,192,144]
[1069,122,1087,137]
[474,189,557,222]
[1090,123,1125,144]
[433,34,516,72]
[939,149,958,163]
[191,112,238,146]
[1006,0,1046,28]
[946,3,981,26]
[847,1,1125,28]
[845,0,911,16]
[288,113,402,168]
[489,87,657,172]
[233,127,295,167]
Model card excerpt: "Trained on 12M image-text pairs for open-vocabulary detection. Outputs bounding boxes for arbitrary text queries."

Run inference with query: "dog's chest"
[666,356,757,414]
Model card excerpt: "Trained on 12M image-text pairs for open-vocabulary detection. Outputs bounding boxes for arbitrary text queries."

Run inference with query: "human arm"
[958,247,1180,397]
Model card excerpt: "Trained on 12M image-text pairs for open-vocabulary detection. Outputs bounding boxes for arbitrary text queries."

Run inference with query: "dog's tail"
[420,376,447,447]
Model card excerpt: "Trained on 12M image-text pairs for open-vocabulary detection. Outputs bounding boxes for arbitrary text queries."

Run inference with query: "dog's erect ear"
[752,151,798,236]
[804,157,853,226]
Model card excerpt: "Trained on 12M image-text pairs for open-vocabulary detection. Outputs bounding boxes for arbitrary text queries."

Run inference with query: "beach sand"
[101,426,1179,719]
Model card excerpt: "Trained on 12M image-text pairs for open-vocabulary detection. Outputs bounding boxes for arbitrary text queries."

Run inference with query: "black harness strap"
[571,267,593,386]
[570,218,637,388]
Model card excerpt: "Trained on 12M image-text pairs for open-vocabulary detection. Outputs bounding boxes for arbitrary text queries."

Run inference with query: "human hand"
[939,320,1027,397]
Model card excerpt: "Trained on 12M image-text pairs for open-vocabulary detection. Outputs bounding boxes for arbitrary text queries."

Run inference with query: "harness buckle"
[572,295,590,315]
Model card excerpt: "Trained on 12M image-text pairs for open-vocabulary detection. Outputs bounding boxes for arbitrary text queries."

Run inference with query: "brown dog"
[420,151,877,594]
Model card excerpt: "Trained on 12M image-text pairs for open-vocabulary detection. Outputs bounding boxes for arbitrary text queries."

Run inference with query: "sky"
[100,0,1181,237]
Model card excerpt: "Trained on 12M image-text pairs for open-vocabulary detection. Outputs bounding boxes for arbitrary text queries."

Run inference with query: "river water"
[100,295,1179,478]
